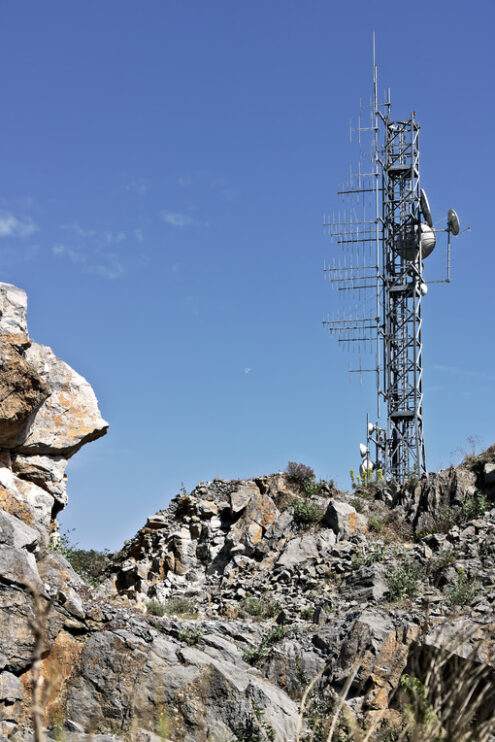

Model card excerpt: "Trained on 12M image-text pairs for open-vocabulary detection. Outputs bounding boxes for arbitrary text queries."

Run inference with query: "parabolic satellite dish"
[420,189,433,228]
[448,209,460,236]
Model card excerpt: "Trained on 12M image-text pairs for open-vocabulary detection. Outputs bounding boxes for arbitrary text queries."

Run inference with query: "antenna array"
[324,34,463,484]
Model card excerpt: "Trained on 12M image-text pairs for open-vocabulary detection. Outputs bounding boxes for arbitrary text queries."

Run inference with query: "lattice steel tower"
[324,35,462,483]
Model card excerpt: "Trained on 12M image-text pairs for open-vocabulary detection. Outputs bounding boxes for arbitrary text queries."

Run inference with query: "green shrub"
[162,597,198,617]
[146,600,166,617]
[350,496,365,513]
[387,560,421,601]
[178,626,203,645]
[50,530,110,587]
[444,568,480,607]
[431,492,491,535]
[231,702,275,741]
[368,515,384,533]
[241,596,264,616]
[241,593,280,619]
[286,461,315,489]
[292,497,323,524]
[242,626,287,666]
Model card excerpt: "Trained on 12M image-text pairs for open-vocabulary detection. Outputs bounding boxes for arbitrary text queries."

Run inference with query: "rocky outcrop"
[0,283,108,538]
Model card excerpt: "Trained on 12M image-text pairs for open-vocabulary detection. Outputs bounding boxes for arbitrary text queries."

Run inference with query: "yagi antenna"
[323,33,466,485]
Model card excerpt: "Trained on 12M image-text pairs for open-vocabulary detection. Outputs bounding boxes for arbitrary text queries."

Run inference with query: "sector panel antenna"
[420,188,433,228]
[448,209,460,235]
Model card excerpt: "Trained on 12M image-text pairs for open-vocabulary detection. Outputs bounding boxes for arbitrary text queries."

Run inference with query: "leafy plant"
[444,567,480,607]
[350,468,384,490]
[400,673,439,735]
[292,497,324,524]
[50,530,110,587]
[295,654,308,685]
[350,497,365,513]
[387,559,421,601]
[230,701,275,741]
[178,626,203,645]
[241,594,280,619]
[428,491,492,535]
[286,461,315,488]
[242,626,287,666]
[146,600,166,617]
[351,543,388,570]
[162,597,198,617]
[368,515,384,533]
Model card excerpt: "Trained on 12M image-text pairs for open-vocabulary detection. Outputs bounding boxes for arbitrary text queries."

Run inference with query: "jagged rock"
[18,342,108,457]
[323,498,368,537]
[0,467,54,547]
[12,454,68,509]
[0,511,38,551]
[0,332,49,448]
[277,530,336,569]
[398,466,478,533]
[0,545,41,588]
[0,283,29,336]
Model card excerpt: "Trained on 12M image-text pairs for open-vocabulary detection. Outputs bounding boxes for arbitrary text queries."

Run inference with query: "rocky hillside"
[0,281,494,741]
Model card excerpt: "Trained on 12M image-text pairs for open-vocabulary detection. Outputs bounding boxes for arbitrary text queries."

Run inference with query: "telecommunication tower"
[323,35,464,484]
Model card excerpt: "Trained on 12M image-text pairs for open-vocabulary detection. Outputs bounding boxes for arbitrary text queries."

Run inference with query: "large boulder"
[17,342,108,457]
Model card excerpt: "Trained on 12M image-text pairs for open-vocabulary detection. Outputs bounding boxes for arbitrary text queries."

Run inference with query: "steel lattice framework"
[322,37,456,484]
[382,117,425,480]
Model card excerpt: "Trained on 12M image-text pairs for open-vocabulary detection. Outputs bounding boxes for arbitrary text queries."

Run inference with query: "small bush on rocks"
[178,626,203,645]
[163,597,198,617]
[242,626,287,666]
[286,461,315,489]
[241,594,280,619]
[428,492,492,536]
[292,497,324,524]
[146,600,166,617]
[368,515,384,533]
[50,530,110,588]
[350,496,365,513]
[387,559,421,601]
[444,568,481,607]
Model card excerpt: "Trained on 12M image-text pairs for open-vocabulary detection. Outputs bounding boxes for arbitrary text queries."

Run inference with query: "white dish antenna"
[359,443,368,457]
[448,209,460,236]
[420,189,433,228]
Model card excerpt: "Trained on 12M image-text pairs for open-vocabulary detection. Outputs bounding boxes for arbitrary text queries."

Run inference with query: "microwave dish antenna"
[323,33,466,484]
[448,209,460,236]
[420,189,433,228]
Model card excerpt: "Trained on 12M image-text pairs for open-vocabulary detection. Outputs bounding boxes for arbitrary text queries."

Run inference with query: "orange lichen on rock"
[0,484,33,525]
[21,630,85,728]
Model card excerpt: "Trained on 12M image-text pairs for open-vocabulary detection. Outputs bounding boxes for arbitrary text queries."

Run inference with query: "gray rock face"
[0,510,38,551]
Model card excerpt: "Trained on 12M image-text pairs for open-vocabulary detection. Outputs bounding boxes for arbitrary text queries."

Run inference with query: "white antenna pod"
[448,209,460,236]
[420,188,433,228]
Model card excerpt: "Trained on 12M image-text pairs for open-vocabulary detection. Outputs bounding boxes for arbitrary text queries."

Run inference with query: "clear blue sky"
[0,1,493,549]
